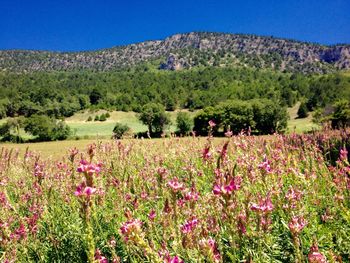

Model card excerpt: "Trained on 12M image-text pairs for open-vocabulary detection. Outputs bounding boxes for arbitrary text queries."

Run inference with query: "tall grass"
[0,129,349,262]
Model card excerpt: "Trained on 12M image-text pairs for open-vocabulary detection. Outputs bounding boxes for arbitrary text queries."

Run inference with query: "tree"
[99,114,107,121]
[176,112,193,135]
[297,102,309,118]
[331,100,350,128]
[0,117,25,142]
[24,115,71,141]
[138,103,171,136]
[89,89,103,105]
[113,123,130,139]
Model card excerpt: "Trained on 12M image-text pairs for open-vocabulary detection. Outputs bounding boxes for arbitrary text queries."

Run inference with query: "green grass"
[66,110,197,137]
[0,139,110,158]
[286,102,319,133]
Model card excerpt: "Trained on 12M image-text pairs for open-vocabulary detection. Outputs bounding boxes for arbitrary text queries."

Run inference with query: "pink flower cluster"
[77,160,102,176]
[120,219,143,241]
[308,242,327,263]
[251,194,274,213]
[181,217,199,234]
[199,237,221,262]
[74,183,98,197]
[213,176,242,196]
[167,178,184,192]
[288,215,307,235]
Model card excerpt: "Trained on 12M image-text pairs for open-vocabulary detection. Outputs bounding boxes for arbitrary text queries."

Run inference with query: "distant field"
[66,105,318,138]
[286,102,319,133]
[1,105,317,140]
[0,139,111,159]
[65,110,196,138]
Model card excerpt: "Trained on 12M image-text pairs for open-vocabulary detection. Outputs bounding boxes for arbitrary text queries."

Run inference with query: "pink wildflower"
[208,120,216,128]
[148,209,156,221]
[199,237,221,262]
[95,249,108,263]
[164,255,184,263]
[308,242,327,263]
[74,183,97,197]
[181,217,199,234]
[184,188,199,202]
[167,178,184,192]
[288,216,307,235]
[202,146,212,160]
[213,176,242,196]
[120,219,142,241]
[258,157,272,173]
[340,147,348,162]
[251,194,274,213]
[77,160,102,176]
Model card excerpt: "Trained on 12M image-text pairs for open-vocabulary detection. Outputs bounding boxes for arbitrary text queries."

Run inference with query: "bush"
[112,123,130,139]
[86,116,93,122]
[193,99,288,136]
[99,114,107,122]
[297,102,309,118]
[94,115,100,121]
[176,112,193,135]
[24,115,71,141]
[138,103,171,136]
[105,112,110,118]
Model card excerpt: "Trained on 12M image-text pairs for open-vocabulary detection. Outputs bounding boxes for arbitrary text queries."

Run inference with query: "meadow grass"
[1,130,349,262]
[65,110,197,137]
[287,102,319,133]
[1,129,350,262]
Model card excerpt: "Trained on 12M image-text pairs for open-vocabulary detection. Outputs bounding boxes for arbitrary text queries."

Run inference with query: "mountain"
[0,32,350,73]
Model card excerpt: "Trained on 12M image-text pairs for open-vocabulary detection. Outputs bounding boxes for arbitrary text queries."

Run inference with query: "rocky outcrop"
[0,32,349,73]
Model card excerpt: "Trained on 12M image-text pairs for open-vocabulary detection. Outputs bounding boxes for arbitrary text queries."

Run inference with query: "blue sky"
[0,0,349,51]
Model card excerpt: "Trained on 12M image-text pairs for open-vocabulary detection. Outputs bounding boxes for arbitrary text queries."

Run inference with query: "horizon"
[1,0,349,52]
[1,31,350,53]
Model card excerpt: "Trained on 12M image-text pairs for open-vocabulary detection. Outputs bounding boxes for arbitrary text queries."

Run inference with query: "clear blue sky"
[0,0,349,51]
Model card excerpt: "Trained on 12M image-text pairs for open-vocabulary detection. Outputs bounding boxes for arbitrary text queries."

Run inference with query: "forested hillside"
[1,67,349,120]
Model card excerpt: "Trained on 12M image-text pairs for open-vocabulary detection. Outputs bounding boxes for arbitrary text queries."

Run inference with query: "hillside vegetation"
[1,32,350,73]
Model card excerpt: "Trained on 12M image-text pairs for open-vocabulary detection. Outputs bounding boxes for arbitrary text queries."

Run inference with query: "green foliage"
[89,88,103,105]
[112,123,130,139]
[194,99,288,135]
[176,112,193,135]
[331,100,350,128]
[138,103,171,136]
[0,117,25,142]
[24,115,71,141]
[297,102,309,118]
[99,113,107,122]
[87,116,93,122]
[94,115,100,121]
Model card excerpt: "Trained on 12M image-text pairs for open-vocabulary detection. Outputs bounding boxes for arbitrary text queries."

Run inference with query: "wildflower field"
[0,130,349,262]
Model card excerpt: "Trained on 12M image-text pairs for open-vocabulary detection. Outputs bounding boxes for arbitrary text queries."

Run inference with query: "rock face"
[0,32,349,73]
[160,54,188,70]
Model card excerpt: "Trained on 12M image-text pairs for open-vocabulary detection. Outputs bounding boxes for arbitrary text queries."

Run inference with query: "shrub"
[138,103,171,136]
[86,116,93,122]
[297,102,309,118]
[94,115,100,121]
[24,115,71,141]
[176,112,193,135]
[99,114,107,122]
[112,123,130,139]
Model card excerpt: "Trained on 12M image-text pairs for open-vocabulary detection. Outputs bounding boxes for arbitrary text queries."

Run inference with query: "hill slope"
[1,32,350,73]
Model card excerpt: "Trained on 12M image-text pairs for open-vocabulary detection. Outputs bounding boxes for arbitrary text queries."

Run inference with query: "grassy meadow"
[65,110,197,138]
[0,129,349,262]
[65,104,317,139]
[286,103,319,134]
